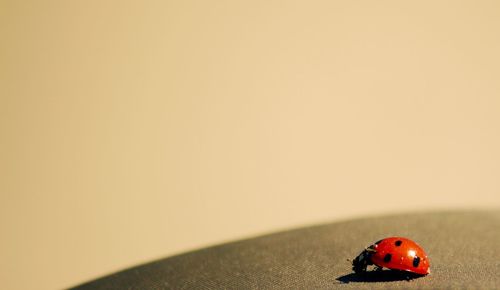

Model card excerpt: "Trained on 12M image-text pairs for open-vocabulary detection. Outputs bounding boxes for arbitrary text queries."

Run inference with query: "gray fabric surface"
[71,210,500,289]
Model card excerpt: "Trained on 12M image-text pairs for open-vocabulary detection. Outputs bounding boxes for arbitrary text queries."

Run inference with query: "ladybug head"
[352,245,376,274]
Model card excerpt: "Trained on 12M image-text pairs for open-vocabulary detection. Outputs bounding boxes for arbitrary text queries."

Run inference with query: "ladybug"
[352,237,430,276]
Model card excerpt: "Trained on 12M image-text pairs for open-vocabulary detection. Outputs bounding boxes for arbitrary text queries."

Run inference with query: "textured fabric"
[71,210,500,289]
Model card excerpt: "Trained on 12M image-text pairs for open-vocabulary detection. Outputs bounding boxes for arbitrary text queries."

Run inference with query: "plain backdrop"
[1,1,500,289]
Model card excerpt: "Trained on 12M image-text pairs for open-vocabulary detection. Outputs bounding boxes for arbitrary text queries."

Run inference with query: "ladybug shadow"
[336,270,424,284]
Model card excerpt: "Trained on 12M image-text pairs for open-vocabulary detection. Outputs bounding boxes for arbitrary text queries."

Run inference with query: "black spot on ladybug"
[395,240,402,246]
[413,256,420,267]
[384,253,392,263]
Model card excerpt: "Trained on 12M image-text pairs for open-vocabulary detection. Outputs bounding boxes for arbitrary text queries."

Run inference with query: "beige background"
[1,1,500,289]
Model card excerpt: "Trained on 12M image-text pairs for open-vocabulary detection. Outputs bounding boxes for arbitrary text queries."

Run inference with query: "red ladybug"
[352,237,430,276]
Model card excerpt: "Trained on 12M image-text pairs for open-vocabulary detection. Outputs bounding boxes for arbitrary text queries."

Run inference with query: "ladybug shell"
[371,237,430,275]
